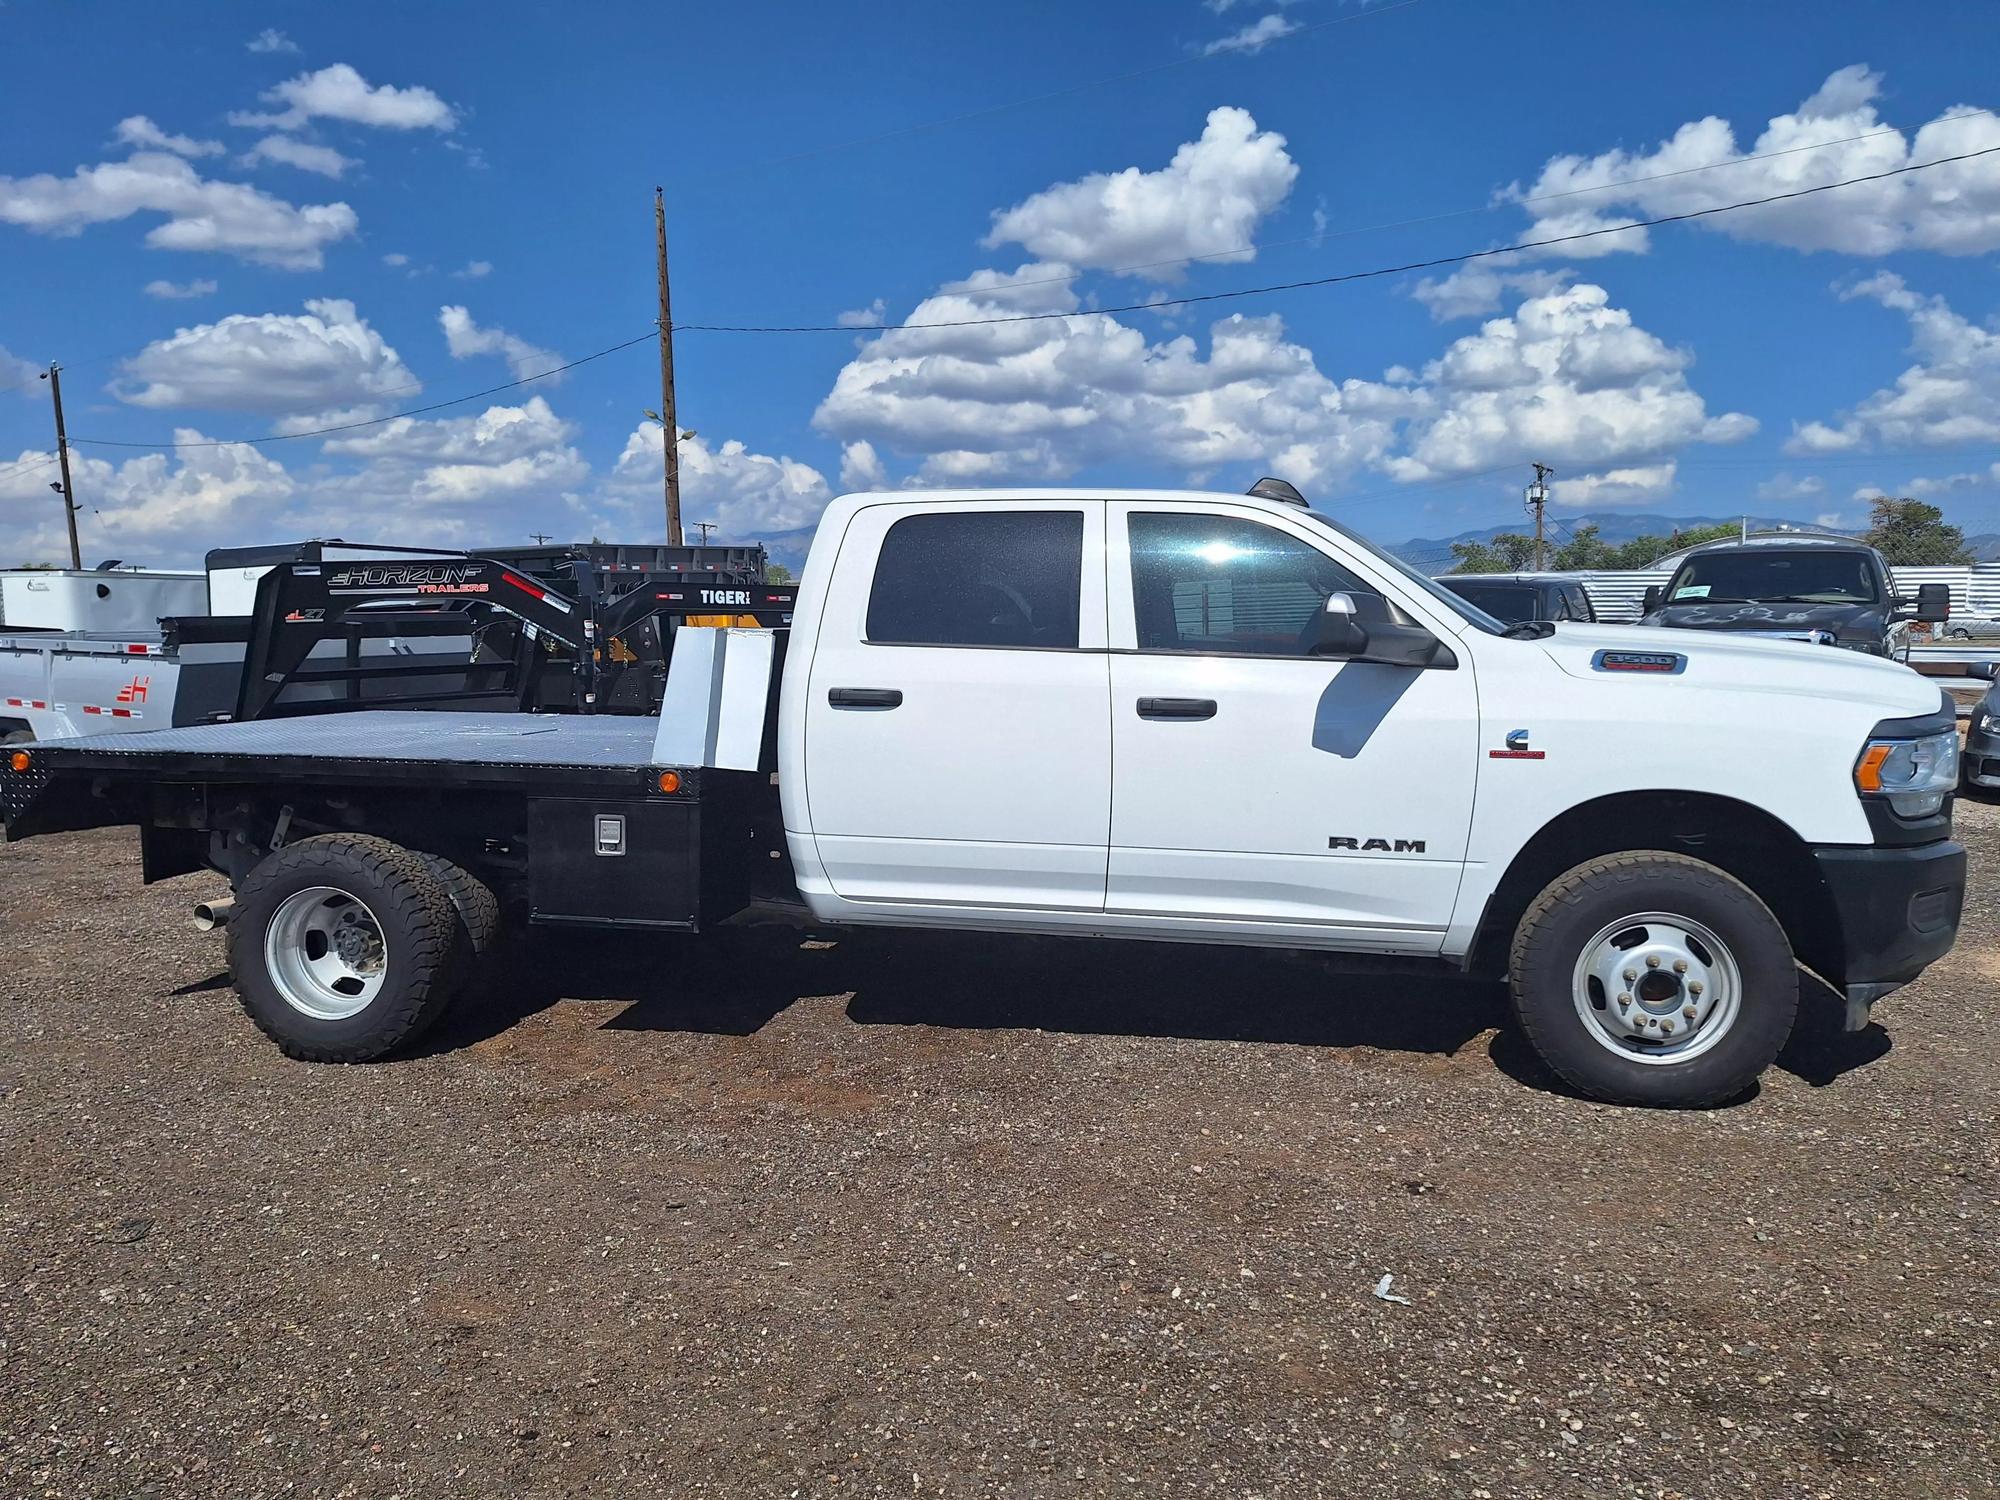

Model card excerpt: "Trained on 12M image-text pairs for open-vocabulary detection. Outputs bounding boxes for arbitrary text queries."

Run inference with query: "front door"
[1106,503,1478,949]
[801,500,1111,910]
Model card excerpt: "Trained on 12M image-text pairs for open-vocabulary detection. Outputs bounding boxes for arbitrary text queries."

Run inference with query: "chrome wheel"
[264,886,388,1020]
[1570,911,1742,1066]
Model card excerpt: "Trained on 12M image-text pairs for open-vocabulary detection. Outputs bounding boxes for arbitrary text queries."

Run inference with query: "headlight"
[1854,728,1959,817]
[1982,714,2000,735]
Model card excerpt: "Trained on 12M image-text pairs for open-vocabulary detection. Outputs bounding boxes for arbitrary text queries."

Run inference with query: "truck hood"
[1641,599,1888,645]
[1532,622,1940,716]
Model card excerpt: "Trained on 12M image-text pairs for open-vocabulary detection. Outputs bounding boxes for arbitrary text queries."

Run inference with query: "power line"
[677,143,2000,334]
[71,330,659,450]
[903,107,1994,300]
[0,454,60,484]
[62,142,2000,453]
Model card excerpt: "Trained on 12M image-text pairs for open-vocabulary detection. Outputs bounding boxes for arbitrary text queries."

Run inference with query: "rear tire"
[413,851,501,1035]
[1508,852,1798,1107]
[231,834,463,1062]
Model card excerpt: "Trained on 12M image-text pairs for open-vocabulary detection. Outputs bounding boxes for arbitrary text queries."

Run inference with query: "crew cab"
[1,486,1968,1108]
[1638,534,1949,660]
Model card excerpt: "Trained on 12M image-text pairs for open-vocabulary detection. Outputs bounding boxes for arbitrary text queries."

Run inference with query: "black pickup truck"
[1638,535,1948,660]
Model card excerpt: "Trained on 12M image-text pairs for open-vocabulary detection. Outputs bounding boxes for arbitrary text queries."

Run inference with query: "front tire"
[231,834,463,1061]
[1508,852,1798,1107]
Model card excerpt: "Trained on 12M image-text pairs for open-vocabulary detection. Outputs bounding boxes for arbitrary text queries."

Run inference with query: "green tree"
[1602,522,1741,569]
[1549,524,1619,571]
[1857,495,1973,565]
[764,562,794,583]
[1447,532,1539,572]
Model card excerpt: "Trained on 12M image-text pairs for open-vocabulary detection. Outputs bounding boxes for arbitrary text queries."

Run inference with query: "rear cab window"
[866,510,1084,649]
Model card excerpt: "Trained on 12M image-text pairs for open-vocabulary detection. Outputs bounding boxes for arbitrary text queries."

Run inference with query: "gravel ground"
[2,813,1996,1500]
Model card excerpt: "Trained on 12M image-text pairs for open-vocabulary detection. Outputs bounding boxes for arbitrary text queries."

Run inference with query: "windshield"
[1666,549,1880,605]
[1440,581,1539,623]
[1305,511,1506,634]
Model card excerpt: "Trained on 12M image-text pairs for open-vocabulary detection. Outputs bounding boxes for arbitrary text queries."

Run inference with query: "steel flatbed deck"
[5,711,684,802]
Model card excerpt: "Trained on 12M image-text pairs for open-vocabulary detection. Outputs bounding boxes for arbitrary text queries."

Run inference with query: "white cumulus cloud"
[603,426,831,538]
[438,305,560,382]
[1547,462,1679,510]
[1784,273,2000,453]
[1201,15,1301,56]
[1506,64,2000,259]
[232,63,457,133]
[983,106,1298,281]
[113,116,224,159]
[142,278,218,300]
[1753,472,1826,502]
[113,298,416,423]
[0,151,357,269]
[241,135,357,178]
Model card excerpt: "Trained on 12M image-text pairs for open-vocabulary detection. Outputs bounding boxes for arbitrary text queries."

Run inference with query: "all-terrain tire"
[411,852,502,1037]
[1508,852,1798,1108]
[231,833,462,1062]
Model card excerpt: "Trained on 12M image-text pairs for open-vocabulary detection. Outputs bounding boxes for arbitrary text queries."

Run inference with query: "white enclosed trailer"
[0,568,206,633]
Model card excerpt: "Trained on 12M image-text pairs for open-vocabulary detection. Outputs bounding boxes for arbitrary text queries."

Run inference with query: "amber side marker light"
[7,750,31,774]
[657,770,682,795]
[1853,743,1893,794]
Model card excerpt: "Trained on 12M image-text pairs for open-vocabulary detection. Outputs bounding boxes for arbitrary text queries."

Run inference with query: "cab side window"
[1129,513,1370,657]
[866,510,1084,649]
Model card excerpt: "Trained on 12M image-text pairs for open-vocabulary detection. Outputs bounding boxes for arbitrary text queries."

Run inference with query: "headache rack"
[228,546,797,722]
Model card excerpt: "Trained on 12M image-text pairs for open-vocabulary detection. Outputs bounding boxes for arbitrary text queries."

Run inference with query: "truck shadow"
[410,926,1893,1099]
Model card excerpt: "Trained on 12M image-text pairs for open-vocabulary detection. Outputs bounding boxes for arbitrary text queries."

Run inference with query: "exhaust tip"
[191,898,233,933]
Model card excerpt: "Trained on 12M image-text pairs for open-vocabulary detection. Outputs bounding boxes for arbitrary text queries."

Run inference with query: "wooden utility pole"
[41,363,81,569]
[655,187,683,546]
[1527,462,1553,572]
[691,521,716,545]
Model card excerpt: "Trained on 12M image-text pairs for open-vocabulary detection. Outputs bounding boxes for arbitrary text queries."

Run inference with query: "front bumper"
[1963,720,2000,788]
[1812,840,1966,1028]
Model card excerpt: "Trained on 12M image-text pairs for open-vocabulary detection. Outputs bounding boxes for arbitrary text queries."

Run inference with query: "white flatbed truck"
[2,484,1967,1107]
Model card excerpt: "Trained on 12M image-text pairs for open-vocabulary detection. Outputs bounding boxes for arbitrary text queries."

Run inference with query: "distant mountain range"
[744,510,2000,576]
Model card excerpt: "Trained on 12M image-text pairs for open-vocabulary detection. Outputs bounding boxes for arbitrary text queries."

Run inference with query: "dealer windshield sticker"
[1673,585,1710,599]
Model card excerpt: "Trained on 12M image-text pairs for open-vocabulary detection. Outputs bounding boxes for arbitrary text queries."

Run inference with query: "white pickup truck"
[2,484,1966,1107]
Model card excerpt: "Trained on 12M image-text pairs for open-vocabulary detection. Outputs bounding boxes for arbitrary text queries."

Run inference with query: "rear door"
[1105,503,1477,948]
[801,500,1111,910]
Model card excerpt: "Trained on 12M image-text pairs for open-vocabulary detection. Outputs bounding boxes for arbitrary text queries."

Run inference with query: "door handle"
[1137,697,1217,721]
[828,687,903,709]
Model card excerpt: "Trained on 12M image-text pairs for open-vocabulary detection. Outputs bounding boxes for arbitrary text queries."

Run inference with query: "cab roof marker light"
[1246,477,1308,507]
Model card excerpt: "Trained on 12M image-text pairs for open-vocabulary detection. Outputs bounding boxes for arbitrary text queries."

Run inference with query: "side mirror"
[1307,592,1368,656]
[1913,582,1951,624]
[1641,584,1664,614]
[1971,661,1999,681]
[1308,591,1449,668]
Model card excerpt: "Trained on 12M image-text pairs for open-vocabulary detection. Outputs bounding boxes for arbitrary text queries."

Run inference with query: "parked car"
[3,482,1967,1109]
[1437,572,1596,625]
[1941,616,2000,642]
[1639,534,1948,660]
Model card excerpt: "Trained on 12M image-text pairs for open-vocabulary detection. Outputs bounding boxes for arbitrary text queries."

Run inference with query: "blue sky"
[4,0,2000,569]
